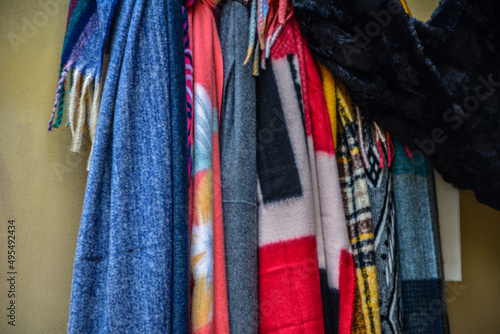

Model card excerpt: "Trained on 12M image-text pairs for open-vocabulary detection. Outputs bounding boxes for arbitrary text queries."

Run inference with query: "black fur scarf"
[292,0,500,209]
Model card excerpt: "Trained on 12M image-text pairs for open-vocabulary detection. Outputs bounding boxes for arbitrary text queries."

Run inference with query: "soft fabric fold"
[256,18,325,334]
[298,35,356,334]
[68,1,188,332]
[218,1,259,334]
[188,0,230,332]
[335,80,381,334]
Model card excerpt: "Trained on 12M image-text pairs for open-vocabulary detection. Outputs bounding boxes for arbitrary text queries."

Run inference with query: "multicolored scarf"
[48,0,117,160]
[335,81,381,334]
[188,0,230,332]
[357,114,403,334]
[316,62,357,334]
[256,18,324,334]
[51,1,454,333]
[293,0,500,210]
[301,43,356,334]
[59,1,189,332]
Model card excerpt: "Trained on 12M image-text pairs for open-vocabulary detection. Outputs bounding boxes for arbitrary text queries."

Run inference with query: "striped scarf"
[48,0,117,160]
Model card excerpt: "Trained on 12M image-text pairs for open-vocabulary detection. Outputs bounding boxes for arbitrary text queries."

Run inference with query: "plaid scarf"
[315,61,356,334]
[335,81,381,334]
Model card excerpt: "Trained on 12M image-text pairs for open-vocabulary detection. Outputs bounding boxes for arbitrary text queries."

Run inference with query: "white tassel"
[373,121,386,144]
[71,75,92,153]
[86,79,102,171]
[265,24,283,59]
[89,79,101,144]
[68,70,82,139]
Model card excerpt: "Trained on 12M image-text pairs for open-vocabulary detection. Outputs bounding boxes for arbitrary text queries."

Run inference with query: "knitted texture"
[67,1,188,332]
[218,2,259,334]
[392,141,450,334]
[293,0,500,209]
[358,117,403,334]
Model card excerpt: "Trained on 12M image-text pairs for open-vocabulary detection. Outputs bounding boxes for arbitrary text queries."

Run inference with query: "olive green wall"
[0,1,87,333]
[0,0,498,333]
[452,191,500,334]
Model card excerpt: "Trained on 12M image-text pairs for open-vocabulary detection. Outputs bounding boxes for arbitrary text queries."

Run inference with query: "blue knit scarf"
[392,141,449,334]
[52,1,189,332]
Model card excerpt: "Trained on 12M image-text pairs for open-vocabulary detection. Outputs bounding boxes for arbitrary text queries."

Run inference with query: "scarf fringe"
[48,63,71,132]
[49,66,103,170]
[355,106,398,169]
[71,74,92,153]
[244,0,293,75]
[67,70,82,140]
[84,78,103,171]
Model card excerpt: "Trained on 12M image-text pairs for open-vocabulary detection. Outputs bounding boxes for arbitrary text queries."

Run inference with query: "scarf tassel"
[49,65,103,171]
[244,0,292,75]
[48,63,71,132]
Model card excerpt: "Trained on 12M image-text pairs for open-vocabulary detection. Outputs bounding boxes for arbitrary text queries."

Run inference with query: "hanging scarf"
[392,141,450,334]
[188,0,230,332]
[292,0,500,210]
[256,17,324,334]
[357,115,403,334]
[298,35,356,334]
[218,1,259,334]
[62,1,189,332]
[317,63,357,334]
[335,81,381,334]
[48,0,118,166]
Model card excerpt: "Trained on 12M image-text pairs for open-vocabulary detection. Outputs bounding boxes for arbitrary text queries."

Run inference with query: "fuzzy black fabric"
[292,0,500,209]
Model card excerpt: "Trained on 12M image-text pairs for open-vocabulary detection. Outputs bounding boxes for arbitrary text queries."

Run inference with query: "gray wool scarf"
[218,2,259,333]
